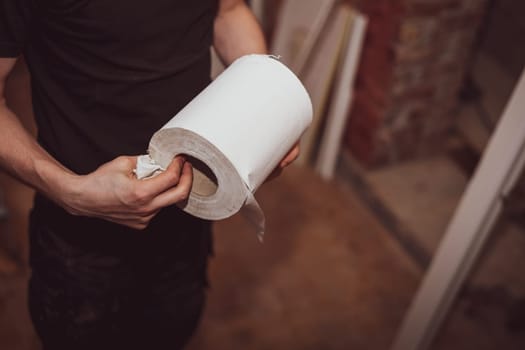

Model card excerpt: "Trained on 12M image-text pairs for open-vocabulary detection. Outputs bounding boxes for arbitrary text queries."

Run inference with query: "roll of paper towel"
[136,54,313,239]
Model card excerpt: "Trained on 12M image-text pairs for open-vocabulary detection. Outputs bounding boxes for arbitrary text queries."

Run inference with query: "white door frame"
[392,69,525,350]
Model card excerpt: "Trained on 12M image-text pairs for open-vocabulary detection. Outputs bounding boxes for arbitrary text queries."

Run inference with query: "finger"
[106,212,158,230]
[125,155,138,170]
[280,144,300,168]
[100,155,137,174]
[137,156,186,197]
[112,219,145,230]
[90,206,160,221]
[148,162,193,209]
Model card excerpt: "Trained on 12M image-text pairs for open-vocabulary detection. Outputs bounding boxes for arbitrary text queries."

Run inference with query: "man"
[0,0,299,349]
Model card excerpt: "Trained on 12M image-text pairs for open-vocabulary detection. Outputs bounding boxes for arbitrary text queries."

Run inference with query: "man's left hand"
[267,142,300,181]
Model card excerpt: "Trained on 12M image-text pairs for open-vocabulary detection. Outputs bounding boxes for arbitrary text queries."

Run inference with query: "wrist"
[33,158,82,213]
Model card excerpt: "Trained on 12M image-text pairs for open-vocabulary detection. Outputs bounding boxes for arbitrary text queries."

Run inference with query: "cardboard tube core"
[186,155,219,197]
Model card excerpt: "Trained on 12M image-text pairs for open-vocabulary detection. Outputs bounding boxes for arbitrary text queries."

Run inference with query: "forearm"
[213,1,267,65]
[0,99,77,203]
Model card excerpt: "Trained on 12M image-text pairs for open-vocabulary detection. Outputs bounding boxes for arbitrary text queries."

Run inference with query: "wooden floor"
[3,163,525,350]
[188,166,422,350]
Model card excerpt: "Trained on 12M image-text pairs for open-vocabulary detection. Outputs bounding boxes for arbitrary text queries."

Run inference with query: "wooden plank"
[297,5,354,165]
[271,0,337,74]
[315,11,367,179]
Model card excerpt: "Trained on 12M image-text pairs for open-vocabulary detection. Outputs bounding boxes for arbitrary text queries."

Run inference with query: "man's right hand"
[1,58,192,230]
[0,58,193,229]
[60,155,193,230]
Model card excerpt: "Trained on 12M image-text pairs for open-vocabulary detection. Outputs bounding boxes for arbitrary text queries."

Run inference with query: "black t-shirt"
[0,0,218,250]
[1,0,217,174]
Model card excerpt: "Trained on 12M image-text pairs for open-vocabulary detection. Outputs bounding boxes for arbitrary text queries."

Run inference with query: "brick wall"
[346,0,489,166]
[263,0,489,167]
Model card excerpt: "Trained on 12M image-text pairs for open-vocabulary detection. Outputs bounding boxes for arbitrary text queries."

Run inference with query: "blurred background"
[1,0,524,349]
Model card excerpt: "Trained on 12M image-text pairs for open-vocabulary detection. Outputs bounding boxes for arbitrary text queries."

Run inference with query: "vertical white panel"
[315,13,367,179]
[271,0,337,74]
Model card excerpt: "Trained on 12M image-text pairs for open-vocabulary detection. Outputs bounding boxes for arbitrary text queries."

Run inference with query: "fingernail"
[175,155,185,165]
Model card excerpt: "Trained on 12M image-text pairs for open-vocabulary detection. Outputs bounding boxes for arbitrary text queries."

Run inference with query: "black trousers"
[28,197,212,350]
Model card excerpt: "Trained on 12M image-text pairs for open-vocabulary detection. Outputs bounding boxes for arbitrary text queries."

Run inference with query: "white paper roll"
[136,54,312,238]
